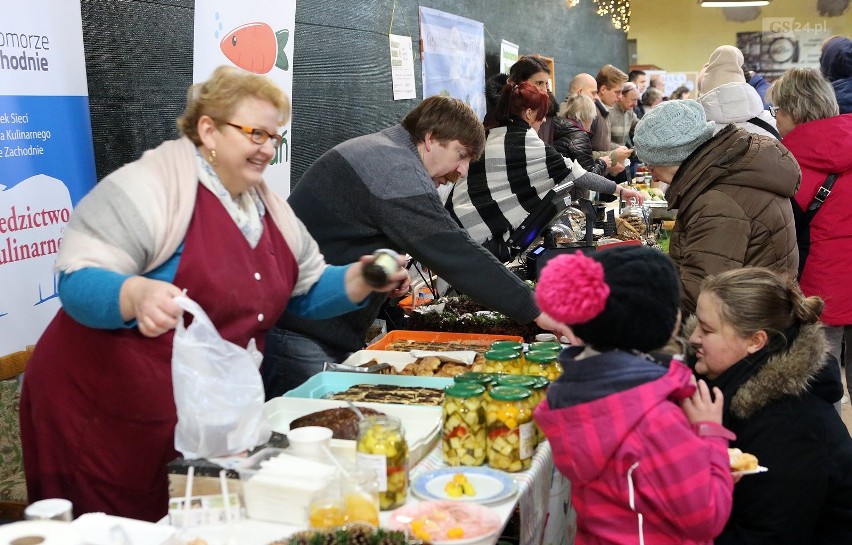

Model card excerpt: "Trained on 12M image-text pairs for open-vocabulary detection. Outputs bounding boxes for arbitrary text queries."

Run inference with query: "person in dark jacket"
[484,55,558,143]
[633,100,800,315]
[820,35,852,114]
[553,94,611,176]
[688,267,852,544]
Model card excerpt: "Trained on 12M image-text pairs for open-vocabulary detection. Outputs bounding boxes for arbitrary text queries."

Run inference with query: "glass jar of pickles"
[441,383,487,466]
[477,349,522,374]
[523,350,563,381]
[485,385,534,472]
[356,415,408,510]
[531,376,549,444]
[454,372,494,391]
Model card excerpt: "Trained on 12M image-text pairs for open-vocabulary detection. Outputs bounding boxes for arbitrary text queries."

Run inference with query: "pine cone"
[344,523,376,545]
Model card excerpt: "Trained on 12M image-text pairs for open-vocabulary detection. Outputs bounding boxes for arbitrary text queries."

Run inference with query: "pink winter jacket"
[534,355,733,545]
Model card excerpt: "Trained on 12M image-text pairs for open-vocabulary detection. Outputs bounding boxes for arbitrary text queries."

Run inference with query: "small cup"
[24,498,73,521]
[287,426,333,458]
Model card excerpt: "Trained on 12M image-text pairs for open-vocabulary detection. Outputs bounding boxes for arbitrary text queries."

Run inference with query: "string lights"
[565,0,581,6]
[592,0,631,32]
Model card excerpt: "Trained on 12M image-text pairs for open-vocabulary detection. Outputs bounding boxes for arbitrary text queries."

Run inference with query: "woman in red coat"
[768,67,852,402]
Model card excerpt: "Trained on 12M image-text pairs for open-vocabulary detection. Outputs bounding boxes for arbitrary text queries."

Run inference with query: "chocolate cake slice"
[289,407,384,440]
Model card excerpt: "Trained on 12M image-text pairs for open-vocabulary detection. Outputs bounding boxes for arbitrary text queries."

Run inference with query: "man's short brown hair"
[401,96,485,161]
[596,64,628,91]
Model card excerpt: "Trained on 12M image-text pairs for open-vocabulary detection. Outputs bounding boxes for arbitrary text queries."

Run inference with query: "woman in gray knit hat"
[633,100,800,315]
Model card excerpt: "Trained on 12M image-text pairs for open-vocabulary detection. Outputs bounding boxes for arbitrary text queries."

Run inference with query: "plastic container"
[238,447,338,525]
[485,386,534,472]
[356,415,409,510]
[367,330,523,351]
[441,383,487,466]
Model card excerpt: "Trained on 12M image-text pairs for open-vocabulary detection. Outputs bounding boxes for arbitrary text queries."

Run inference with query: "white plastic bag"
[171,295,271,459]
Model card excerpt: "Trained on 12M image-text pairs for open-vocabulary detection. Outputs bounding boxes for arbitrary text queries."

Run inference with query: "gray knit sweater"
[277,125,541,352]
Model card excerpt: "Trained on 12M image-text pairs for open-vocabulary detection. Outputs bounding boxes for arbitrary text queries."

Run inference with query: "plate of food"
[387,500,503,545]
[412,466,518,505]
[729,448,768,476]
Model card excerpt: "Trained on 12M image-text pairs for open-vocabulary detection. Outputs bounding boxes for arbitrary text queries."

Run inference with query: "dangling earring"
[207,149,217,166]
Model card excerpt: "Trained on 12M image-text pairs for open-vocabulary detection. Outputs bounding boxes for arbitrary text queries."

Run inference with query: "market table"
[171,441,574,545]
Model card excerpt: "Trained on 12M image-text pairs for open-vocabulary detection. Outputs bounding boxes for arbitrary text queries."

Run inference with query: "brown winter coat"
[667,124,800,314]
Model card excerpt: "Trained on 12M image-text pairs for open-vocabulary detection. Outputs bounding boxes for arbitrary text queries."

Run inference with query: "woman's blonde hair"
[766,68,839,125]
[177,65,291,146]
[700,268,823,343]
[562,94,597,125]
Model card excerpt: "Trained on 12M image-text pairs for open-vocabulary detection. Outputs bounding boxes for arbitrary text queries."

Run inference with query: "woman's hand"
[119,276,183,337]
[345,254,411,302]
[680,378,724,425]
[600,155,613,168]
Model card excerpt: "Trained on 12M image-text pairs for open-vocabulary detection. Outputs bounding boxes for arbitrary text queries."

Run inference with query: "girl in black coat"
[688,268,852,545]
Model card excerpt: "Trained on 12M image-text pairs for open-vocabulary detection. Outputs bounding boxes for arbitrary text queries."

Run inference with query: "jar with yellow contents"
[356,415,409,510]
[442,383,487,466]
[523,350,563,381]
[531,376,550,443]
[485,385,535,472]
[473,349,516,374]
[454,371,494,391]
[495,376,540,450]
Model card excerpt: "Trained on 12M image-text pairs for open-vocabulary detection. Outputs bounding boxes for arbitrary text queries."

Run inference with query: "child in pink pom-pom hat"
[533,245,735,545]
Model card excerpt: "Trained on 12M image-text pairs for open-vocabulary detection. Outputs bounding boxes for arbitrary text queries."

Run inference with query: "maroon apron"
[20,186,298,521]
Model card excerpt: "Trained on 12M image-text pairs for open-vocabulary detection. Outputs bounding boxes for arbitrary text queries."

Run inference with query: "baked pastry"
[327,384,444,406]
[728,448,759,472]
[289,407,384,440]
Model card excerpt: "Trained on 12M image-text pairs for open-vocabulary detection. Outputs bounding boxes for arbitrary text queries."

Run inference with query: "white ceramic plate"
[412,466,518,504]
[732,465,768,476]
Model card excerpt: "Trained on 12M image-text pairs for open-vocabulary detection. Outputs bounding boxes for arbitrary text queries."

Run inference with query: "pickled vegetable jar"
[477,349,522,374]
[490,340,523,352]
[356,415,409,510]
[441,383,487,466]
[523,350,563,381]
[453,372,494,390]
[485,385,534,472]
[531,376,550,444]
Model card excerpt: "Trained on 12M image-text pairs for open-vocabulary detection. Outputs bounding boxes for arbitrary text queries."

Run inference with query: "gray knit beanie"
[633,100,716,166]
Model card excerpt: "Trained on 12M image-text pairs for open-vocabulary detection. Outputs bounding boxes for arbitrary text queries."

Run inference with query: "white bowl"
[386,500,502,545]
[287,426,333,457]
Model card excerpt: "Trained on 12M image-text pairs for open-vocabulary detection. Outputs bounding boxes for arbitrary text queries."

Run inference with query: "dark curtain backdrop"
[80,0,627,189]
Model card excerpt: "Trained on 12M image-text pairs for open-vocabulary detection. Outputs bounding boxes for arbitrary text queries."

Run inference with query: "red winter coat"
[534,353,733,545]
[784,114,852,325]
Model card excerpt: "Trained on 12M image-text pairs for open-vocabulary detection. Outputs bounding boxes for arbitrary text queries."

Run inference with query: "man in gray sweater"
[262,96,570,397]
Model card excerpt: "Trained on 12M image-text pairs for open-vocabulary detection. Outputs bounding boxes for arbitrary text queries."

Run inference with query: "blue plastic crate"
[283,371,453,400]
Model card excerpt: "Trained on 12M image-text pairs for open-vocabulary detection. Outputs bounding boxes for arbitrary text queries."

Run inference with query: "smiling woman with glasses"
[18,65,409,522]
[216,120,283,148]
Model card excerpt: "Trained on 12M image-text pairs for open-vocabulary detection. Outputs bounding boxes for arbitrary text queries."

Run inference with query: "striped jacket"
[535,351,733,545]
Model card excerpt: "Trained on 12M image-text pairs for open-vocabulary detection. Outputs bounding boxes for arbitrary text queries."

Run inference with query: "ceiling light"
[700,1,769,6]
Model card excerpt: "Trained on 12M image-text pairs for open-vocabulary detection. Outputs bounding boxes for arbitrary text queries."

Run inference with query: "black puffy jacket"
[552,118,609,176]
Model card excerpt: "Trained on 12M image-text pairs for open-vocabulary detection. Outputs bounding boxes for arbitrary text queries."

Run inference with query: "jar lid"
[490,340,523,351]
[489,385,532,401]
[526,350,559,363]
[496,375,537,388]
[359,414,402,432]
[533,376,550,388]
[485,349,519,361]
[444,383,486,398]
[454,372,493,385]
[529,341,561,351]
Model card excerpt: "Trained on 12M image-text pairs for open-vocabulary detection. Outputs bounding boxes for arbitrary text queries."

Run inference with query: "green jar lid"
[444,383,486,399]
[496,375,538,388]
[489,385,532,401]
[484,349,518,362]
[490,340,523,351]
[526,350,559,363]
[533,376,550,389]
[529,341,562,351]
[454,372,494,385]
